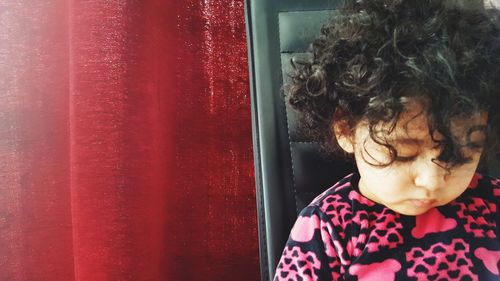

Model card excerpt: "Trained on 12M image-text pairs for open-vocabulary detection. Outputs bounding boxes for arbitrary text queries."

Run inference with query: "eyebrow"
[387,137,425,145]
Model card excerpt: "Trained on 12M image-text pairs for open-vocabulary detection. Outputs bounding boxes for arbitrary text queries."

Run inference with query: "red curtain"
[0,0,259,280]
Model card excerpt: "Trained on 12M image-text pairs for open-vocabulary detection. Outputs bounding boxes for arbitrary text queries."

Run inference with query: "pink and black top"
[274,172,500,281]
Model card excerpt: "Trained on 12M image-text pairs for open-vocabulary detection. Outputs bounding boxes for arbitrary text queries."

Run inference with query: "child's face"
[339,101,488,216]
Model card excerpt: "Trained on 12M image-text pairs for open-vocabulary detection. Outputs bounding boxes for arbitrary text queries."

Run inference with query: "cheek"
[356,157,412,190]
[449,163,479,187]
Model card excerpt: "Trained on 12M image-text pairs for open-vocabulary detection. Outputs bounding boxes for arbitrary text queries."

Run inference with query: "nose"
[413,159,447,192]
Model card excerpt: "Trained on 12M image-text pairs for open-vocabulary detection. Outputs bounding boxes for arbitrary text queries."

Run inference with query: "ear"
[332,120,355,154]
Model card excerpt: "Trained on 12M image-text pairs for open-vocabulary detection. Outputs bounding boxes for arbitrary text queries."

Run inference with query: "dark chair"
[244,1,353,280]
[244,1,500,280]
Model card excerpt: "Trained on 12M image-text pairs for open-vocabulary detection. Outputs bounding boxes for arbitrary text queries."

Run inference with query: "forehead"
[371,101,488,142]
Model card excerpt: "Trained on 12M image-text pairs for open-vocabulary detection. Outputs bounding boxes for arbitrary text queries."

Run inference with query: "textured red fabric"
[168,1,259,279]
[0,1,73,280]
[0,0,259,280]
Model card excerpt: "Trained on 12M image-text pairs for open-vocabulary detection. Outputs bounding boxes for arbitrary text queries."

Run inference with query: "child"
[274,0,500,280]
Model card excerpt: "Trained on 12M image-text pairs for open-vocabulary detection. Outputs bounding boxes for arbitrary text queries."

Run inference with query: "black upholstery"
[244,1,353,280]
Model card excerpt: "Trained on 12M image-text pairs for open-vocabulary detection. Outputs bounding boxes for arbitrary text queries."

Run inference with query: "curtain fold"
[70,1,174,280]
[0,0,259,280]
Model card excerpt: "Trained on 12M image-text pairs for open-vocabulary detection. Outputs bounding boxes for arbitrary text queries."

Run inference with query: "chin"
[402,209,431,216]
[391,206,433,216]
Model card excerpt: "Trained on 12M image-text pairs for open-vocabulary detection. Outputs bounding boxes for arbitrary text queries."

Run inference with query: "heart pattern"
[412,208,457,239]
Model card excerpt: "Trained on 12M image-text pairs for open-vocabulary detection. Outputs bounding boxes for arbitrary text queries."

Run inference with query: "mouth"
[407,199,436,207]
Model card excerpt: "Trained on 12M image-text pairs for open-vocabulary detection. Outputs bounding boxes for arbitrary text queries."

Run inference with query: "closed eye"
[394,155,418,162]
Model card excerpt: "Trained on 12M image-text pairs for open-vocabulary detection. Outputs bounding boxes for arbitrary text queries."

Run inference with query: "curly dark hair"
[287,0,500,169]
